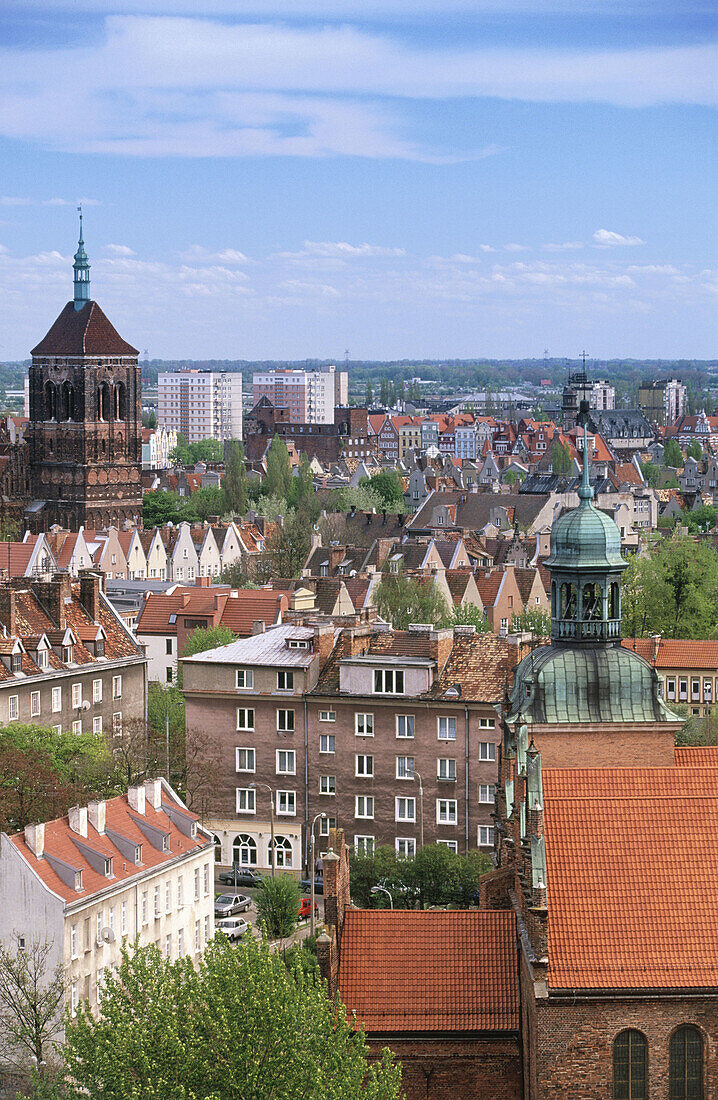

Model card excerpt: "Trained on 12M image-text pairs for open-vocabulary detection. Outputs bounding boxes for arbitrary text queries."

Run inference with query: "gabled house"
[139,528,168,581]
[0,532,57,579]
[48,529,94,576]
[190,525,221,578]
[118,528,148,580]
[83,528,128,580]
[161,523,199,583]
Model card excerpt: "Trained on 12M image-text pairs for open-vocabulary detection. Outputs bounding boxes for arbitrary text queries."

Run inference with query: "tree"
[142,490,184,528]
[550,438,572,476]
[57,938,403,1100]
[190,486,226,521]
[217,560,258,588]
[621,535,718,638]
[379,376,389,406]
[222,439,247,516]
[266,507,313,578]
[265,435,293,500]
[663,438,683,469]
[681,504,716,534]
[640,460,661,487]
[0,934,64,1073]
[169,432,192,466]
[365,379,373,406]
[348,844,492,910]
[189,437,223,464]
[359,471,404,508]
[255,874,301,939]
[444,602,492,632]
[511,607,551,638]
[176,626,237,688]
[375,569,449,631]
[687,440,703,462]
[288,454,313,509]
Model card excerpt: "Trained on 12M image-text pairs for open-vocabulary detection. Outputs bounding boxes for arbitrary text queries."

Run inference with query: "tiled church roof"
[31,301,139,357]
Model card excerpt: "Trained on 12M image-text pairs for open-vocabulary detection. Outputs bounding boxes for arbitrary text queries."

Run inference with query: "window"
[319,710,336,722]
[236,747,256,772]
[437,799,457,825]
[236,669,254,689]
[153,886,161,918]
[479,784,496,803]
[613,1029,647,1100]
[320,775,336,795]
[669,1026,703,1100]
[71,980,78,1016]
[178,928,184,956]
[72,719,82,734]
[438,758,456,781]
[194,867,200,901]
[478,826,494,846]
[395,797,416,822]
[165,934,172,959]
[236,788,256,814]
[93,716,102,734]
[166,668,173,683]
[355,795,374,819]
[277,709,295,733]
[319,816,336,836]
[236,708,255,731]
[30,691,40,717]
[113,712,122,736]
[276,749,296,775]
[203,864,210,895]
[276,790,296,815]
[113,675,122,699]
[269,835,293,867]
[355,713,374,737]
[666,676,676,699]
[396,838,416,858]
[72,683,82,708]
[195,920,201,952]
[233,834,257,866]
[438,716,456,741]
[479,741,496,761]
[704,678,713,702]
[396,756,415,779]
[93,679,102,703]
[438,839,458,853]
[70,923,78,959]
[121,901,128,936]
[500,618,509,631]
[277,670,294,691]
[141,891,149,924]
[10,654,21,674]
[355,754,374,777]
[396,715,414,738]
[354,835,375,855]
[8,695,18,721]
[374,669,404,694]
[319,734,335,753]
[166,638,173,655]
[52,687,62,712]
[679,678,688,701]
[37,648,48,669]
[479,717,495,729]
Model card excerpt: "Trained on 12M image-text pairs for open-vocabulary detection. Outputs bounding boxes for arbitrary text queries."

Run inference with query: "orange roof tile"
[543,766,718,990]
[338,909,518,1032]
[675,745,718,765]
[622,638,718,670]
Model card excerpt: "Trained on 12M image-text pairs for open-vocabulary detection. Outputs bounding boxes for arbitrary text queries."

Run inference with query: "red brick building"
[244,398,369,465]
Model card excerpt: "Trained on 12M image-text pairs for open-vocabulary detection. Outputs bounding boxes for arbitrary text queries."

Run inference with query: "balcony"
[553,618,621,643]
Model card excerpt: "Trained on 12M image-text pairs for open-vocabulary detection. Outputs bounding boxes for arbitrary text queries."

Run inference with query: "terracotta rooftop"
[31,301,139,357]
[338,909,519,1032]
[543,766,718,990]
[675,745,718,765]
[622,637,718,669]
[136,586,288,637]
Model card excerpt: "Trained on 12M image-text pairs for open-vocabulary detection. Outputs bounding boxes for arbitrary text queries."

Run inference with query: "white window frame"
[355,754,374,778]
[8,695,18,721]
[319,710,336,722]
[93,679,102,703]
[112,675,122,700]
[319,734,335,754]
[93,716,102,735]
[319,815,336,836]
[479,717,495,729]
[438,716,457,741]
[236,669,254,690]
[277,670,294,691]
[355,795,374,819]
[395,837,416,858]
[436,798,457,825]
[354,835,375,855]
[438,839,458,853]
[30,691,40,718]
[355,712,374,737]
[276,749,296,776]
[479,784,496,804]
[395,796,416,823]
[438,758,457,781]
[235,747,256,773]
[236,788,256,814]
[396,755,415,780]
[373,668,405,695]
[396,714,415,739]
[236,708,255,732]
[479,741,496,761]
[51,686,62,713]
[319,775,336,795]
[277,709,295,733]
[478,825,495,847]
[71,683,82,708]
[276,790,296,816]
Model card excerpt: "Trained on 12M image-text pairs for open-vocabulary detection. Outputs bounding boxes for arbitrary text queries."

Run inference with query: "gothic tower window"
[44,381,57,421]
[99,382,111,422]
[114,382,126,420]
[61,381,74,421]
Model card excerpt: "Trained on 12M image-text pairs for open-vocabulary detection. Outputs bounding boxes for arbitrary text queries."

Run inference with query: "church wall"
[528,723,677,769]
[366,1035,523,1100]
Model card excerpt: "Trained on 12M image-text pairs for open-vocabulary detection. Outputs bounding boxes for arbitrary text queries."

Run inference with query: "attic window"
[135,845,142,864]
[95,640,105,658]
[37,649,48,669]
[190,822,197,839]
[11,654,21,673]
[104,858,113,878]
[162,835,170,852]
[288,640,309,650]
[63,646,73,664]
[74,870,83,891]
[168,614,177,625]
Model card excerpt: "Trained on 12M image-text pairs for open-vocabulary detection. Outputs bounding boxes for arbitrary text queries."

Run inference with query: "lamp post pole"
[250,782,275,877]
[310,812,327,938]
[371,885,393,909]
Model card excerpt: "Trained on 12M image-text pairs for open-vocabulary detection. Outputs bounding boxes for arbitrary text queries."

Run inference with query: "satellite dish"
[99,927,116,944]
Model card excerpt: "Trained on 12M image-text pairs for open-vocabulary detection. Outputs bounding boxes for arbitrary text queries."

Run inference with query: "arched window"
[669,1026,703,1100]
[582,582,601,621]
[44,381,57,421]
[610,581,620,620]
[269,835,293,868]
[613,1029,647,1099]
[564,583,577,619]
[212,834,222,862]
[232,833,257,867]
[98,382,111,421]
[114,382,126,421]
[61,381,74,421]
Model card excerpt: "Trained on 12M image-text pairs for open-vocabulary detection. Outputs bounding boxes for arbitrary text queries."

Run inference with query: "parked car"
[218,868,264,888]
[299,876,324,896]
[298,897,319,920]
[216,916,250,942]
[214,893,251,918]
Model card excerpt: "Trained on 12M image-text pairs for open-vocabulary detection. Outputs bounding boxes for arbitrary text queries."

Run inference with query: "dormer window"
[135,845,142,864]
[63,646,73,664]
[104,858,113,878]
[190,822,197,839]
[287,640,308,650]
[37,649,48,669]
[74,870,83,891]
[96,640,105,658]
[374,669,404,695]
[162,835,170,852]
[11,654,21,674]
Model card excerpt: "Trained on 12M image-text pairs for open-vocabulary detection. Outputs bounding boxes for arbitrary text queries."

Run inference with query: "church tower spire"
[73,206,91,310]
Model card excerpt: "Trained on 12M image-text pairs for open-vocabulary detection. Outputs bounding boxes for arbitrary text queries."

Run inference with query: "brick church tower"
[26,215,143,532]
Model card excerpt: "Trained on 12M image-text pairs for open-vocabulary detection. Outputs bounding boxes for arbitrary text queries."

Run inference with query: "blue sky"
[0,0,715,361]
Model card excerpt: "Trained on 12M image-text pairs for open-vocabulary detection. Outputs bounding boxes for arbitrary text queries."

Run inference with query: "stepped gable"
[31,300,139,357]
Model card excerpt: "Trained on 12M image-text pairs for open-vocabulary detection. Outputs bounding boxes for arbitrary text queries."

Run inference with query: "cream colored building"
[0,779,215,1018]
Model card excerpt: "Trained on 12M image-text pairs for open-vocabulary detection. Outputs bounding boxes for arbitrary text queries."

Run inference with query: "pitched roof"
[675,745,718,765]
[622,637,718,670]
[338,909,519,1032]
[543,765,718,990]
[31,301,139,357]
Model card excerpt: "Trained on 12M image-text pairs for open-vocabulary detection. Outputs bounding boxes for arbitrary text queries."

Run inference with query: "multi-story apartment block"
[637,377,686,427]
[158,369,242,443]
[0,571,146,735]
[181,622,513,871]
[252,365,348,425]
[0,779,215,1018]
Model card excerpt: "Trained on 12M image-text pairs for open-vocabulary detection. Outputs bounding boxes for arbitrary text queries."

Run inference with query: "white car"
[216,916,250,942]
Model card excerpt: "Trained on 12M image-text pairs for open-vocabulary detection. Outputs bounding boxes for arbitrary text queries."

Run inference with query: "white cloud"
[593,228,645,247]
[543,241,584,251]
[104,243,136,256]
[626,263,679,274]
[504,242,530,252]
[178,245,250,263]
[479,244,496,253]
[0,195,100,207]
[277,240,406,259]
[0,197,33,206]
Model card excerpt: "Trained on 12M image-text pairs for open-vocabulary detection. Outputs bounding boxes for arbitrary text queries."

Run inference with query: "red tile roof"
[31,301,139,357]
[675,745,718,765]
[0,541,34,576]
[543,766,718,990]
[622,638,718,669]
[136,586,287,636]
[338,909,518,1032]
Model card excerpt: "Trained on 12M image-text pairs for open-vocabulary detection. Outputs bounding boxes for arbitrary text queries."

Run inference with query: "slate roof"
[622,638,718,670]
[338,909,519,1032]
[543,765,718,990]
[182,623,321,668]
[409,491,545,533]
[31,301,139,357]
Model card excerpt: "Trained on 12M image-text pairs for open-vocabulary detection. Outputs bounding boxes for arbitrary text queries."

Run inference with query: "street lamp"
[371,885,394,909]
[309,811,327,937]
[413,770,424,849]
[249,782,275,878]
[164,698,184,784]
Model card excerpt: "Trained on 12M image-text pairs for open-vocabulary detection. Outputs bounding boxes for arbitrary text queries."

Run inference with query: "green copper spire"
[577,400,594,502]
[73,206,91,310]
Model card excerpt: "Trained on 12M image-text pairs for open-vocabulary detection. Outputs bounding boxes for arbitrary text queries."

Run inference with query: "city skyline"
[0,0,715,360]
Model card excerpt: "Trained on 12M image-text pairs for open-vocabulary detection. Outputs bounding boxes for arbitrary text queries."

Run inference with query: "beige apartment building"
[158,369,242,443]
[252,365,348,425]
[0,780,215,1018]
[623,638,718,717]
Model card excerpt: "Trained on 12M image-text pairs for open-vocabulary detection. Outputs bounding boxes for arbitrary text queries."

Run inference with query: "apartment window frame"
[319,734,335,754]
[112,675,122,700]
[479,741,496,762]
[438,716,457,741]
[354,835,375,855]
[437,757,457,782]
[395,796,416,823]
[277,708,295,733]
[396,714,415,739]
[319,775,336,796]
[373,668,405,695]
[236,668,254,690]
[355,754,374,778]
[235,747,256,773]
[396,755,415,780]
[355,712,374,737]
[395,837,416,859]
[71,683,82,708]
[436,798,457,825]
[478,825,495,846]
[51,686,62,713]
[93,678,102,703]
[236,788,256,814]
[276,749,296,776]
[276,790,296,816]
[8,695,18,722]
[236,708,255,732]
[319,710,336,722]
[277,670,294,692]
[479,784,496,804]
[30,691,41,718]
[355,795,374,820]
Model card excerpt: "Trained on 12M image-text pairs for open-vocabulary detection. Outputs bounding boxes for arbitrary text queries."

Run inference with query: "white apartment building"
[0,780,215,1020]
[252,364,348,425]
[158,370,243,443]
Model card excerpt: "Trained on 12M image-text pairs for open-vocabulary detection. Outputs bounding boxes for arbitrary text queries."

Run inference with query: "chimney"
[195,576,212,587]
[88,799,106,835]
[313,624,336,669]
[128,784,146,815]
[79,571,101,622]
[0,586,18,635]
[24,822,44,858]
[68,805,88,838]
[35,573,72,629]
[651,634,661,664]
[145,778,162,810]
[252,620,266,635]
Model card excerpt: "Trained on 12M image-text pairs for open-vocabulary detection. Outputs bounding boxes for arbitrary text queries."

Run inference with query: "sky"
[0,0,716,362]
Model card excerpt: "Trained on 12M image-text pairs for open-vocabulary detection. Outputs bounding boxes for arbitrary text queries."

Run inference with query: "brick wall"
[366,1036,522,1100]
[529,724,677,769]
